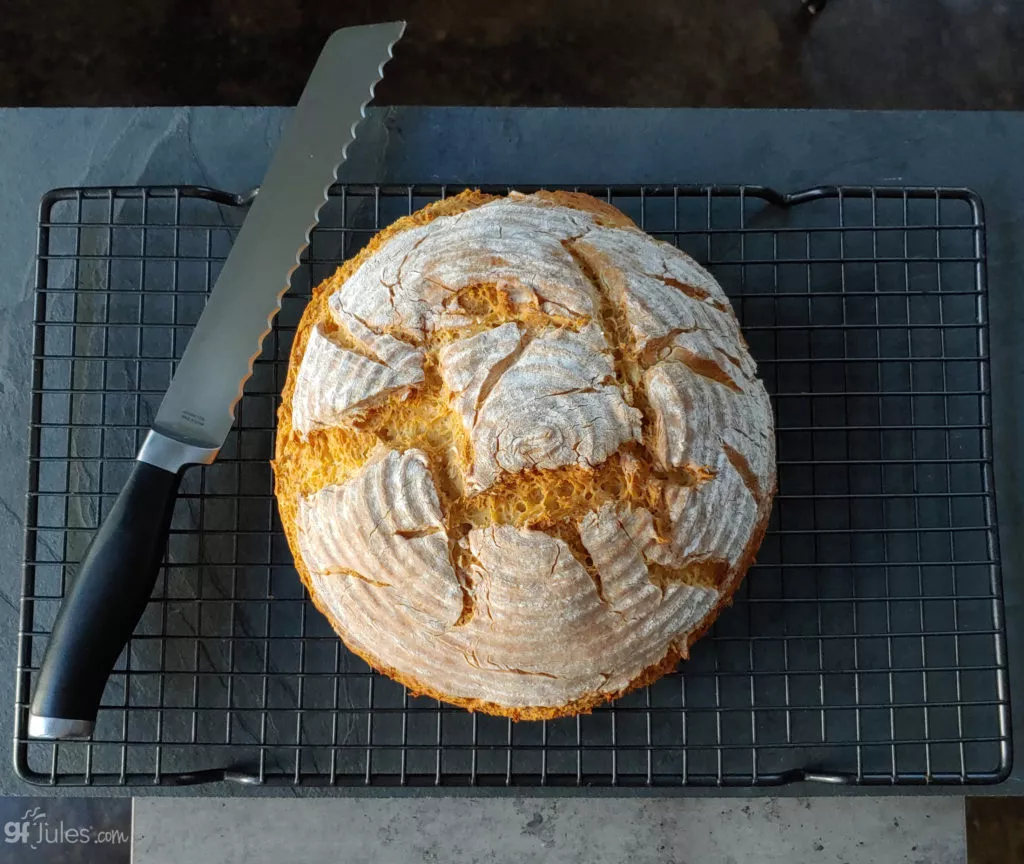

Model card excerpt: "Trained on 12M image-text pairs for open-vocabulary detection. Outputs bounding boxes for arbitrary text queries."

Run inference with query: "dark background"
[2,0,1023,108]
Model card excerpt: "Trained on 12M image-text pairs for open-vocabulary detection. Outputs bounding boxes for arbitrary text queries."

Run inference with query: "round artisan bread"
[274,190,775,719]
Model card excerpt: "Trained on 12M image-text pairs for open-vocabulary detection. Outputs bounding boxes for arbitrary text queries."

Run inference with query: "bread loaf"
[274,190,775,719]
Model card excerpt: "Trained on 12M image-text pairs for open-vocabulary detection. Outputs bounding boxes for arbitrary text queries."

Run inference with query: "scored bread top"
[437,322,643,493]
[274,190,776,719]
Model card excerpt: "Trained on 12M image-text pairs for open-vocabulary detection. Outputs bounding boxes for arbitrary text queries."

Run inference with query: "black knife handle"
[29,459,184,738]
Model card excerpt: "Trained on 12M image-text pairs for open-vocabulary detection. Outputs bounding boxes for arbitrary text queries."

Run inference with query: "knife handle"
[28,431,216,739]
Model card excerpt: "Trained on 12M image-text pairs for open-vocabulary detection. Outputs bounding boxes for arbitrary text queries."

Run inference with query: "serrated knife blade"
[157,21,405,451]
[29,22,406,740]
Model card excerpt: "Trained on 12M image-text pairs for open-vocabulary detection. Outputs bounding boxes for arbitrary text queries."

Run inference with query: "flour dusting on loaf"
[438,322,643,492]
[275,190,776,719]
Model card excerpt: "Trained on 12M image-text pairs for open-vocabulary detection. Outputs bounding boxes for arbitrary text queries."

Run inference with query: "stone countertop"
[132,796,965,863]
[0,107,1021,797]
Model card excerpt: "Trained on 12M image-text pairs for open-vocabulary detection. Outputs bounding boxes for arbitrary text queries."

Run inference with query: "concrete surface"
[132,796,966,863]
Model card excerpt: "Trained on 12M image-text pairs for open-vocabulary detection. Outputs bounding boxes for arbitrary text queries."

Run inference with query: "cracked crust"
[292,323,425,434]
[274,190,776,719]
[438,322,643,492]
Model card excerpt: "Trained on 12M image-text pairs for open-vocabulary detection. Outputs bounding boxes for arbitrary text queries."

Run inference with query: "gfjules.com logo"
[4,806,128,850]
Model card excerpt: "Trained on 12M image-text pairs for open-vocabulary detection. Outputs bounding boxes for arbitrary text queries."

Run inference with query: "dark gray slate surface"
[0,107,1021,796]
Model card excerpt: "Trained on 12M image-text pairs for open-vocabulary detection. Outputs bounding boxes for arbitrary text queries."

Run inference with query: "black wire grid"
[15,184,1009,788]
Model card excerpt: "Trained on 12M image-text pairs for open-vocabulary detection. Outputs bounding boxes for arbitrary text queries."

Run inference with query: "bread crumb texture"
[274,190,776,718]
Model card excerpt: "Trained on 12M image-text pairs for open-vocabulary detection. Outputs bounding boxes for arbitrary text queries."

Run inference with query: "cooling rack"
[14,183,1009,787]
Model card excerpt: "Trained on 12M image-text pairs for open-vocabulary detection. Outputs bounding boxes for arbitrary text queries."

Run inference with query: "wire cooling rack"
[15,184,1009,788]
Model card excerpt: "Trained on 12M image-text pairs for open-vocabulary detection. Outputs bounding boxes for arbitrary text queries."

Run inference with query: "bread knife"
[28,21,406,740]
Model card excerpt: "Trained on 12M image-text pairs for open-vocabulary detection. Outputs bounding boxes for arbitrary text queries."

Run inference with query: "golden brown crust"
[274,189,774,720]
[284,492,772,722]
[530,189,638,228]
